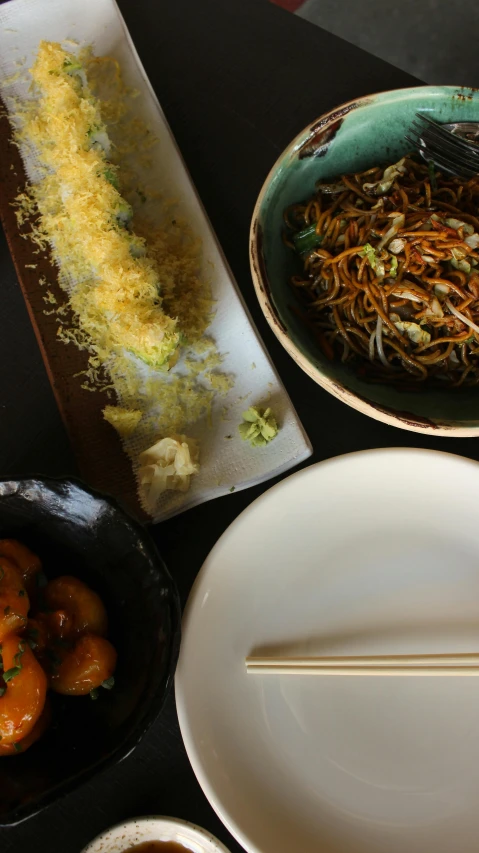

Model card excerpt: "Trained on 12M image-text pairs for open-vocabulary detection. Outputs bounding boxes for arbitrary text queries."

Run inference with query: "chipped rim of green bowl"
[250,85,479,436]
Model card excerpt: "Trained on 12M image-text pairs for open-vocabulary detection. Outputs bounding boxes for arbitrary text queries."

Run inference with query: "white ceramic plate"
[82,816,232,853]
[176,448,479,853]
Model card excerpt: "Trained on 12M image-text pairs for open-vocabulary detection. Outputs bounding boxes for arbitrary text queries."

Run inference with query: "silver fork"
[406,114,479,178]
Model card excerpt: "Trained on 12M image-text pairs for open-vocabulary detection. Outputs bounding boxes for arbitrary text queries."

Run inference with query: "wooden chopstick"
[245,653,479,676]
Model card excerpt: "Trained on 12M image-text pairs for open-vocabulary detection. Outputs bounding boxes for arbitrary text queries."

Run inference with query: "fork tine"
[429,153,476,179]
[417,132,479,173]
[405,129,478,177]
[411,119,479,161]
[416,112,479,149]
[415,113,479,160]
[407,114,479,177]
[410,123,479,172]
[404,132,426,150]
[406,128,477,177]
[414,129,479,170]
[417,146,476,179]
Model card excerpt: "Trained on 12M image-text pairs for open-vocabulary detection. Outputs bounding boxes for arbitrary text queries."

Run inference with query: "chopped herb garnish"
[229,486,235,493]
[104,168,119,191]
[2,640,26,682]
[90,688,99,700]
[14,642,26,664]
[3,666,22,683]
[13,742,22,752]
[101,676,115,690]
[27,638,38,650]
[0,687,5,698]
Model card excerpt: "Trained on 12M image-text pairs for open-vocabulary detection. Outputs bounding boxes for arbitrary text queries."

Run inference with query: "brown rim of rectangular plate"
[0,103,148,523]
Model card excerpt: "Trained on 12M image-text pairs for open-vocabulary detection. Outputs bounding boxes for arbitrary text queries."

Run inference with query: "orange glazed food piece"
[0,699,51,756]
[0,557,29,642]
[0,634,47,743]
[0,540,41,596]
[49,634,117,696]
[43,576,108,637]
[0,541,117,756]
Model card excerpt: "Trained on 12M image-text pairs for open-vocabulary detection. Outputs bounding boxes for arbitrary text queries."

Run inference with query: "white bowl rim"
[249,85,479,437]
[81,815,232,853]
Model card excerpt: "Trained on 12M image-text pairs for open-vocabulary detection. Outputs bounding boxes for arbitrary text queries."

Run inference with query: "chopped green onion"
[101,676,115,690]
[2,640,26,683]
[0,687,5,698]
[13,742,22,753]
[90,688,99,701]
[14,642,26,665]
[3,666,21,683]
[292,224,323,254]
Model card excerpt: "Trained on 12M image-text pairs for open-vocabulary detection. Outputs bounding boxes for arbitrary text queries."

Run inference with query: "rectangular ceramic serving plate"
[0,0,312,522]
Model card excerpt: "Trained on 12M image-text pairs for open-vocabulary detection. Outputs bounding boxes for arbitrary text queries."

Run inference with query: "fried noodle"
[284,156,479,386]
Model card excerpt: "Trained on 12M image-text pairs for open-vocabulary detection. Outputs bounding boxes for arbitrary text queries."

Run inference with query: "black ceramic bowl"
[0,477,180,825]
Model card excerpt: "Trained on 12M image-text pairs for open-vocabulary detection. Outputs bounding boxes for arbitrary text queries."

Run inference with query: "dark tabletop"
[1,1,475,851]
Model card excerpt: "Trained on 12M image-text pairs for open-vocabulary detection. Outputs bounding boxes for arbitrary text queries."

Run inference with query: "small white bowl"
[81,816,232,853]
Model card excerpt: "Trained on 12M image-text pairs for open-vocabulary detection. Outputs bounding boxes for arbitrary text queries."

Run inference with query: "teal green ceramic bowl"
[250,86,479,435]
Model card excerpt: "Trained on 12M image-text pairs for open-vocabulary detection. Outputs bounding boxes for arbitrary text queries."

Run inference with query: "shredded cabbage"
[360,243,385,277]
[392,321,431,345]
[363,159,407,196]
[388,238,405,255]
